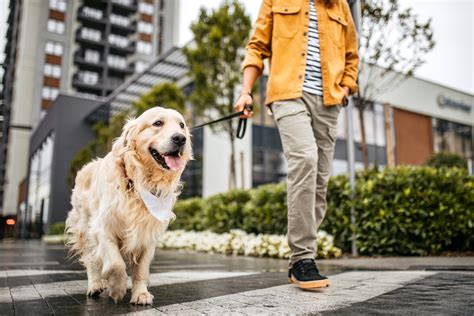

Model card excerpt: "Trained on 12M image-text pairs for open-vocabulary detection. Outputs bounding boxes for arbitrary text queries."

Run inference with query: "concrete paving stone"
[13,298,53,315]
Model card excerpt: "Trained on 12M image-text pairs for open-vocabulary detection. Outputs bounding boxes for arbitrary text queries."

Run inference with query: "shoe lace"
[298,259,319,275]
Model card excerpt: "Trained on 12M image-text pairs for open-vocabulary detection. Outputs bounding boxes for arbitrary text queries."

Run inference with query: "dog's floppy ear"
[112,117,138,155]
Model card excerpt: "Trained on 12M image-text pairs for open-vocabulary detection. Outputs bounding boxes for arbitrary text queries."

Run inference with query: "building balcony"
[109,41,136,55]
[77,6,106,28]
[110,19,136,35]
[75,29,106,49]
[111,0,137,15]
[73,51,105,71]
[72,73,103,91]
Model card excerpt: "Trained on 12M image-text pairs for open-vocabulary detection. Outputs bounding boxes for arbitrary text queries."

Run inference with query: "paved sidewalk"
[0,240,473,315]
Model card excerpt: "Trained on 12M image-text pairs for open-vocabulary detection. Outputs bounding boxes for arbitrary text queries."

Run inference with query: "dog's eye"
[180,122,185,129]
[153,120,163,127]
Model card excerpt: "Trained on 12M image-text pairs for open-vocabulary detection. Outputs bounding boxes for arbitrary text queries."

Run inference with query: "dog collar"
[138,188,175,222]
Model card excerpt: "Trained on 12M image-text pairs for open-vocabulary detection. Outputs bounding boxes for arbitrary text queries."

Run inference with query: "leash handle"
[236,104,252,139]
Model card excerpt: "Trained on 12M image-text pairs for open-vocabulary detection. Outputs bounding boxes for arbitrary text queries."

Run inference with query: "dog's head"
[115,107,192,174]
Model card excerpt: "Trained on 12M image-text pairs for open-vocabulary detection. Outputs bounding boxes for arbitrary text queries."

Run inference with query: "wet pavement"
[0,240,473,315]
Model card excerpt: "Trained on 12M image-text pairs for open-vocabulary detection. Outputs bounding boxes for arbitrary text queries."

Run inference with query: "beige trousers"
[271,92,341,266]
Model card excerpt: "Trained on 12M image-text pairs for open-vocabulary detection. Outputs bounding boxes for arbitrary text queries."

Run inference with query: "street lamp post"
[347,0,361,257]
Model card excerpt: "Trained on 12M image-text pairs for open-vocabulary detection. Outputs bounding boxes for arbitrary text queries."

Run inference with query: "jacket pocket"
[272,5,301,38]
[327,8,347,47]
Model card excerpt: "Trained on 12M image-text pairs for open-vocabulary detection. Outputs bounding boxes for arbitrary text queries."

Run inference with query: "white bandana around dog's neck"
[138,188,174,222]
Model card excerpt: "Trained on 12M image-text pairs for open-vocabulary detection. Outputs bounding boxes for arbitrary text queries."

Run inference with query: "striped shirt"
[303,0,323,96]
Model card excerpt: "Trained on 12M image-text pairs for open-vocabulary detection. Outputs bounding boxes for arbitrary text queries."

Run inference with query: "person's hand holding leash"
[235,92,254,118]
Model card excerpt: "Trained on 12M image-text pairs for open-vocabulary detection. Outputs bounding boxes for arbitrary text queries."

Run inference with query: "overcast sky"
[178,0,474,95]
[1,0,472,94]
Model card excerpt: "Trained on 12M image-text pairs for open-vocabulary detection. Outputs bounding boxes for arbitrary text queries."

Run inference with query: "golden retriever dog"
[65,107,192,305]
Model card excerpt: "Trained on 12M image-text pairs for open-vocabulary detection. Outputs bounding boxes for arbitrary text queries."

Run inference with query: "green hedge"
[48,222,66,236]
[172,166,474,255]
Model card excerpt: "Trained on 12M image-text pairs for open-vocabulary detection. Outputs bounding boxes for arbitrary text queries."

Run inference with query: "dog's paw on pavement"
[130,291,154,305]
[87,282,105,297]
[107,274,127,303]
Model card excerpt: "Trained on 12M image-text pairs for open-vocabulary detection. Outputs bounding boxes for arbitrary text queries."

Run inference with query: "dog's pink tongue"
[164,155,183,171]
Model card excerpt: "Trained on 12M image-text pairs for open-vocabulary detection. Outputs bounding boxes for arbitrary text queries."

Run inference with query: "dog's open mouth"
[149,148,184,171]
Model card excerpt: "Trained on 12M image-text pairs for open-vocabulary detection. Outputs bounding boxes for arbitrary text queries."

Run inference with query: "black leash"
[191,104,253,139]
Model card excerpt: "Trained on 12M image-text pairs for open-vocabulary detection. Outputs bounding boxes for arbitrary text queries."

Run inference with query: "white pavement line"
[157,271,436,314]
[0,270,258,303]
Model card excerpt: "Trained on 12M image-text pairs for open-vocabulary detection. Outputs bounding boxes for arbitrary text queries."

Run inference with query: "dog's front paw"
[107,271,127,303]
[87,281,105,297]
[130,291,154,305]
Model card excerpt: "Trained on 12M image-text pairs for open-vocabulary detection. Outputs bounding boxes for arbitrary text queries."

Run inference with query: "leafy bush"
[242,182,287,234]
[173,166,474,256]
[48,222,66,236]
[425,152,467,170]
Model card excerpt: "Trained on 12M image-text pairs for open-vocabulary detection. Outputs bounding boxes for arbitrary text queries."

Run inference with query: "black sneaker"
[288,258,330,289]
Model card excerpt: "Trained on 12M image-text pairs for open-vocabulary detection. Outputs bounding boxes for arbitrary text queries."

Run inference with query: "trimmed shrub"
[48,222,66,236]
[242,182,287,234]
[173,166,474,256]
[425,152,467,170]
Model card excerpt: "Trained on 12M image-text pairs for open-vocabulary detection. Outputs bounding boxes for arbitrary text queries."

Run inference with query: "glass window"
[137,41,152,54]
[78,71,99,85]
[110,14,130,27]
[107,54,127,69]
[108,34,129,47]
[47,19,65,34]
[84,49,100,63]
[49,0,67,12]
[43,63,61,78]
[82,7,103,19]
[27,134,55,229]
[45,41,63,56]
[139,2,154,15]
[138,21,153,34]
[42,87,59,100]
[81,27,102,41]
[433,118,473,160]
[135,60,149,73]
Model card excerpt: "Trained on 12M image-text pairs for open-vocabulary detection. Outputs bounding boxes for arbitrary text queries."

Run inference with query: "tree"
[183,0,251,190]
[356,0,435,168]
[69,83,185,187]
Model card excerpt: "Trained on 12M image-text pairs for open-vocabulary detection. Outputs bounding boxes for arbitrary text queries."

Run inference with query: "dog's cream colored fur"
[66,107,192,305]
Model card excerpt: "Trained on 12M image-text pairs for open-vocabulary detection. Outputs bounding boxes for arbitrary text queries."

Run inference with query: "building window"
[43,63,62,78]
[47,19,65,34]
[110,14,130,27]
[84,49,100,63]
[137,41,152,54]
[81,27,102,41]
[107,55,127,69]
[49,0,67,12]
[135,60,149,72]
[42,87,59,100]
[138,21,153,34]
[78,71,99,85]
[113,0,133,6]
[82,7,103,20]
[27,134,55,234]
[108,34,129,48]
[45,41,63,56]
[138,2,154,15]
[433,119,473,160]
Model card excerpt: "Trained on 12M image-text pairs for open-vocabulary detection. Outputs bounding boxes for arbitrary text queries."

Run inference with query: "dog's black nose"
[171,133,186,146]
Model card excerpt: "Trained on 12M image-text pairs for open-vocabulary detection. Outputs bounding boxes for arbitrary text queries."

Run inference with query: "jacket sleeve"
[241,0,273,75]
[340,1,359,95]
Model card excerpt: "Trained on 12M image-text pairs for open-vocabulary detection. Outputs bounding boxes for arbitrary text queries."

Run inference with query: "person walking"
[235,0,359,289]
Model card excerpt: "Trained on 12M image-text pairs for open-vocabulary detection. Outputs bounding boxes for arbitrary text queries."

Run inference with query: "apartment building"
[0,0,180,217]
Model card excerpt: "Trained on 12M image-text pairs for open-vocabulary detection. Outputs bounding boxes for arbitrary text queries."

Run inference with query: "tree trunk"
[228,130,237,190]
[358,101,370,169]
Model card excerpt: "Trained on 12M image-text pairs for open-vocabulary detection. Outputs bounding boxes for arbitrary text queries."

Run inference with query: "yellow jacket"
[242,0,359,106]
